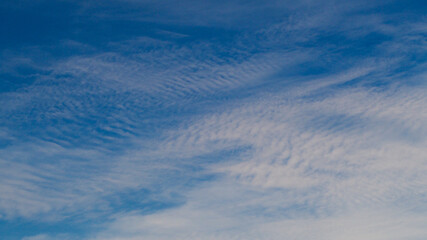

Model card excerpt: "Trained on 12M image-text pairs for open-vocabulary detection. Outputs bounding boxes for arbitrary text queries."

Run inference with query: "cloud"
[88,66,427,239]
[22,234,76,240]
[1,0,426,239]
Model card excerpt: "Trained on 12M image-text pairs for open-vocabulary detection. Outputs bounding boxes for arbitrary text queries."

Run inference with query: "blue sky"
[1,0,426,239]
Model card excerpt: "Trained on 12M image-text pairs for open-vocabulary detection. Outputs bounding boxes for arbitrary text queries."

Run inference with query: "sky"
[0,0,426,239]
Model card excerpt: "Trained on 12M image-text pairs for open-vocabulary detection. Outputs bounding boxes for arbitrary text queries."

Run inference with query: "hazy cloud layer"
[0,0,426,239]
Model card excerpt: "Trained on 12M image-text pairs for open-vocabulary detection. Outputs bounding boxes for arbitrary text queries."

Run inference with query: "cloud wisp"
[0,0,426,239]
[90,71,427,240]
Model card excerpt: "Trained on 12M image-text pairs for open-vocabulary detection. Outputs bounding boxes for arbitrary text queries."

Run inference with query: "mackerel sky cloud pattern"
[0,0,426,239]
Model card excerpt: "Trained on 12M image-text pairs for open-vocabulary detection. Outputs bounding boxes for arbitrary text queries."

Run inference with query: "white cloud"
[89,70,427,239]
[2,2,426,239]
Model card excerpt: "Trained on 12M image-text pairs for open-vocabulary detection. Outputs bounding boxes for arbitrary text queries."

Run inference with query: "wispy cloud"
[1,0,426,239]
[89,72,427,240]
